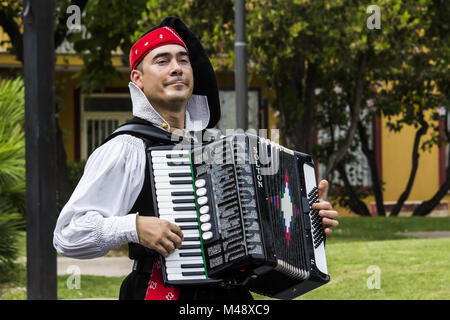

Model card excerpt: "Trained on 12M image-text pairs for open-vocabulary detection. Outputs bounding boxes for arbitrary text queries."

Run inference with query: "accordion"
[147,133,330,299]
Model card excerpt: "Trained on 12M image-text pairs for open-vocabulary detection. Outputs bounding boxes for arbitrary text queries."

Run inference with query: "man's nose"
[169,59,183,75]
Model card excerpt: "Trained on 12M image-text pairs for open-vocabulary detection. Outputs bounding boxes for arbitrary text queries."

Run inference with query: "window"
[317,107,373,187]
[80,94,132,160]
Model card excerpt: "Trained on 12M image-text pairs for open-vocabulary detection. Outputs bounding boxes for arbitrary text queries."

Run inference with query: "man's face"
[131,44,194,110]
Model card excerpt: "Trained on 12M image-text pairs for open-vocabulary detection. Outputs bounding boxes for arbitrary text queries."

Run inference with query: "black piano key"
[183,237,200,241]
[181,263,204,269]
[172,191,194,196]
[175,217,198,223]
[180,252,202,257]
[167,161,190,166]
[180,244,201,250]
[169,172,192,177]
[174,206,197,211]
[182,271,205,276]
[166,154,189,158]
[170,180,193,185]
[180,225,198,230]
[173,199,195,204]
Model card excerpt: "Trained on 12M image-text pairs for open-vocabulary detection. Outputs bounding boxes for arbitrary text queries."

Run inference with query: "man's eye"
[157,60,167,64]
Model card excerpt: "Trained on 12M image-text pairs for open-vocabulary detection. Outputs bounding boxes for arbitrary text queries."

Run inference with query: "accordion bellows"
[148,133,330,299]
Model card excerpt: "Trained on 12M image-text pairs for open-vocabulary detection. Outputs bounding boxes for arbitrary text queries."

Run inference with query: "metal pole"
[235,0,248,130]
[23,0,57,300]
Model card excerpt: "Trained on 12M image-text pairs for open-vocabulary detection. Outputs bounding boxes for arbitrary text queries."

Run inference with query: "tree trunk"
[358,119,386,216]
[323,51,368,181]
[280,59,317,155]
[336,163,372,216]
[413,112,450,216]
[390,116,429,216]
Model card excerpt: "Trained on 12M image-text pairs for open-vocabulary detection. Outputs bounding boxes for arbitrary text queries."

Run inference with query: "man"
[53,17,339,300]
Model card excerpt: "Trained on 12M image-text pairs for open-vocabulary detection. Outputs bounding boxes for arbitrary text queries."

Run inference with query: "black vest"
[103,117,181,261]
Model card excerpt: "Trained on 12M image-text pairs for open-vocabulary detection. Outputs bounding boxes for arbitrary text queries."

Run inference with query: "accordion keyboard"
[151,150,207,282]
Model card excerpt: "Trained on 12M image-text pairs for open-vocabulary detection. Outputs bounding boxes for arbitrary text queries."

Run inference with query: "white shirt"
[53,82,211,259]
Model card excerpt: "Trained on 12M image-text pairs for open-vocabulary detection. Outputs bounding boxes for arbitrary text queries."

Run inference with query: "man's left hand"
[311,180,339,235]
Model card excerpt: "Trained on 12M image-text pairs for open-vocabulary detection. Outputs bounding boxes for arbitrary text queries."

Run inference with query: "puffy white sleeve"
[53,134,146,259]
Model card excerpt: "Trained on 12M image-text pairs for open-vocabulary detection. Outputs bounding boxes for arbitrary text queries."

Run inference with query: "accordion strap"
[103,122,183,145]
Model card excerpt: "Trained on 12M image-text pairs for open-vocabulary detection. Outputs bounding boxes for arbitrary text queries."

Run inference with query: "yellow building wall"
[382,114,440,201]
[381,112,449,216]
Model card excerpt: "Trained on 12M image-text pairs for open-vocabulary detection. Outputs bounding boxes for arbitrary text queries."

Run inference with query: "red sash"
[144,260,180,300]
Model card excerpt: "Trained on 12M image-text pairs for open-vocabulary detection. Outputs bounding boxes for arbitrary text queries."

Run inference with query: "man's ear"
[130,69,144,89]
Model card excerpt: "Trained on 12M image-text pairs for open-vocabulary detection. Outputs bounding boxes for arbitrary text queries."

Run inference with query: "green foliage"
[66,0,148,93]
[45,1,450,215]
[0,77,25,282]
[67,160,87,192]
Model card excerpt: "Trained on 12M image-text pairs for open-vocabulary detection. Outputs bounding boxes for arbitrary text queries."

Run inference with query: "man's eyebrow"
[152,51,189,61]
[152,52,170,61]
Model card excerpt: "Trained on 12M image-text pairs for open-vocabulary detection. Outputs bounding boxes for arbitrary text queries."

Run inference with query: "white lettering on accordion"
[253,146,263,188]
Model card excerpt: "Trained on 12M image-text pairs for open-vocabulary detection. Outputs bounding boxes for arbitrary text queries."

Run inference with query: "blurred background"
[0,0,448,300]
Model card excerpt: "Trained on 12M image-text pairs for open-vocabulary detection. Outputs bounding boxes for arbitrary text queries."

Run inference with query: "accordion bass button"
[195,179,206,188]
[201,223,212,232]
[200,214,210,223]
[199,206,209,214]
[196,188,207,196]
[197,196,208,205]
[202,231,213,240]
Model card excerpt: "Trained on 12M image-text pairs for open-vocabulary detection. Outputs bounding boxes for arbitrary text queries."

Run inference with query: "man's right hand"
[135,216,184,257]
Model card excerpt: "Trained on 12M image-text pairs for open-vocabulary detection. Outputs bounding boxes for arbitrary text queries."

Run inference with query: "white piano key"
[159,209,197,215]
[160,215,198,222]
[165,249,202,261]
[158,214,197,221]
[154,176,193,183]
[166,267,205,273]
[156,189,193,196]
[167,274,206,281]
[180,240,201,246]
[165,259,203,268]
[156,195,195,202]
[182,229,200,237]
[153,169,191,176]
[157,202,196,209]
[151,150,189,156]
[153,163,191,170]
[155,182,194,189]
[151,157,190,163]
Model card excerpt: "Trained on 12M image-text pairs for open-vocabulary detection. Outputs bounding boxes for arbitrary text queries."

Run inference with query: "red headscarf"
[129,26,189,70]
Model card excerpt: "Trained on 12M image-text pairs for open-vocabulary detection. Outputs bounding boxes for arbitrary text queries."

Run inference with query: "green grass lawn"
[253,237,450,300]
[1,217,449,300]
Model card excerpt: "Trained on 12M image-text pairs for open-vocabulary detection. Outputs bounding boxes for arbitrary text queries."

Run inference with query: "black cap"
[142,17,221,129]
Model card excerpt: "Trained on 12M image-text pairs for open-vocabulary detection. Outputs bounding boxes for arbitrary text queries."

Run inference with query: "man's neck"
[152,104,186,132]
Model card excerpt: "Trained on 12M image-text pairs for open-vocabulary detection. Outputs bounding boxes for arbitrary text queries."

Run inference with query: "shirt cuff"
[97,213,140,253]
